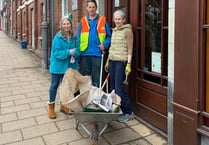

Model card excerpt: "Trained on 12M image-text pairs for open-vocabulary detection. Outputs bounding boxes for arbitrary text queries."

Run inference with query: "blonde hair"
[60,16,74,40]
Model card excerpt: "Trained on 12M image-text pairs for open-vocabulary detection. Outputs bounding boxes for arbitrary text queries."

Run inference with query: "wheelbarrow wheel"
[91,139,98,145]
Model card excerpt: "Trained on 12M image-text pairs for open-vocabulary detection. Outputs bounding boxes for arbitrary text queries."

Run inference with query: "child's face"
[62,19,71,32]
[114,15,125,28]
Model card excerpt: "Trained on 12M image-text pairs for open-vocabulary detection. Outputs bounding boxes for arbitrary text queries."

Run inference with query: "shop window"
[40,3,43,26]
[137,0,168,87]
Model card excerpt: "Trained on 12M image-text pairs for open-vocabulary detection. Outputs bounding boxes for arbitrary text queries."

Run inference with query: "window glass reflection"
[144,1,161,73]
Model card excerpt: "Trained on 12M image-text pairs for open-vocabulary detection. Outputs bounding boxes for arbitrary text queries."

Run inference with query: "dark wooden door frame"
[105,0,168,134]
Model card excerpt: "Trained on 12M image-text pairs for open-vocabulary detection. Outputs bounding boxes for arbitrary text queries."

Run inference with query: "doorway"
[105,0,168,133]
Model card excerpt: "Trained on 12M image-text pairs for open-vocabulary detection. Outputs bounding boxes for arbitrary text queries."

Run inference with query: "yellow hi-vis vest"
[80,15,106,52]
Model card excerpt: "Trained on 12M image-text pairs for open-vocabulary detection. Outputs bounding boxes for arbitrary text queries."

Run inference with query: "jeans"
[49,73,64,103]
[80,56,102,87]
[109,60,132,114]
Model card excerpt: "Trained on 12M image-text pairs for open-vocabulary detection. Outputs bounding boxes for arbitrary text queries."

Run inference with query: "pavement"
[0,31,167,145]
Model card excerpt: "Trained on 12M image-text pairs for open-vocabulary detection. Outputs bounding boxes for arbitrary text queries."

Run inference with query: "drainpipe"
[41,0,48,69]
[50,0,54,41]
[167,0,175,144]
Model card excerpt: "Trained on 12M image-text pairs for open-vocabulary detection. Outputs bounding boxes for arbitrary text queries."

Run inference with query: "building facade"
[1,0,209,145]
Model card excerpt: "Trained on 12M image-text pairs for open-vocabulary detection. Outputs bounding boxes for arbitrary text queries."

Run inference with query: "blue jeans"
[49,73,64,103]
[80,56,102,87]
[109,60,132,114]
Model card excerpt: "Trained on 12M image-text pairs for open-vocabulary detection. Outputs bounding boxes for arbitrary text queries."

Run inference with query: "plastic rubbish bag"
[92,90,115,112]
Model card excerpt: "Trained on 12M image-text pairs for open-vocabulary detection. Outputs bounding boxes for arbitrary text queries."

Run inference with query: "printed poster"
[72,0,77,10]
[115,0,119,7]
[151,52,161,74]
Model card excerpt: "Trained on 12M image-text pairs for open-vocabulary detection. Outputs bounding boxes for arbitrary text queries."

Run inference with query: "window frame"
[198,0,209,137]
[62,0,68,17]
[136,0,168,87]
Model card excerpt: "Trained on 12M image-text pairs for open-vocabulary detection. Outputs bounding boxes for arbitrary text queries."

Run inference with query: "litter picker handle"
[123,72,129,85]
[99,54,104,96]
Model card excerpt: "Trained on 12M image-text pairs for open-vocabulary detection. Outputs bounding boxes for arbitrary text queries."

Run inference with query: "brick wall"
[17,0,21,41]
[27,3,34,50]
[35,0,43,57]
[21,6,27,41]
[6,1,11,35]
[53,0,62,36]
[68,0,87,35]
[6,0,98,59]
[17,11,21,41]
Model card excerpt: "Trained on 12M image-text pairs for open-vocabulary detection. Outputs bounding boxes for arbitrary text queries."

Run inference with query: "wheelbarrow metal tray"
[71,109,122,124]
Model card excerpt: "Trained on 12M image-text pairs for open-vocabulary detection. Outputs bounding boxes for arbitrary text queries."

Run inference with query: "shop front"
[105,0,209,145]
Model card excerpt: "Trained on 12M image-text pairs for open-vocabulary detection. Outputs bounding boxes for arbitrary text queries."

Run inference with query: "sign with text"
[151,52,161,74]
[72,0,77,10]
[115,0,119,7]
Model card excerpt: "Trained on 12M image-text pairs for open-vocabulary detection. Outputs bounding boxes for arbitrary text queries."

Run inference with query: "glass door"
[135,0,168,133]
[138,0,168,86]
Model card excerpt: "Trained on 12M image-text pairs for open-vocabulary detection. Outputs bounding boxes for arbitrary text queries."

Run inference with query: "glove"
[125,63,131,74]
[105,60,109,72]
[69,48,76,56]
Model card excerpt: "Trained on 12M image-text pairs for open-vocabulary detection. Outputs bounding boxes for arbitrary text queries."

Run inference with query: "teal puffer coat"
[49,32,80,74]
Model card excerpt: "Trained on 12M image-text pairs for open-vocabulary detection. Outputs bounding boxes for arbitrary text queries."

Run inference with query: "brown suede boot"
[60,104,72,115]
[48,103,56,119]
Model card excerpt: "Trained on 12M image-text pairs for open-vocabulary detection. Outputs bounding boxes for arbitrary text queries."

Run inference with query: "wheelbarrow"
[71,76,122,144]
[59,55,122,144]
[72,108,122,144]
[72,54,122,144]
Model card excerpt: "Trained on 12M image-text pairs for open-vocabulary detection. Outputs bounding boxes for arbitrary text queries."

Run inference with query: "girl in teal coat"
[48,16,79,119]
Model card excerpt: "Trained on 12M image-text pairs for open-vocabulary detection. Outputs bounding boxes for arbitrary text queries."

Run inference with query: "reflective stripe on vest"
[80,16,106,52]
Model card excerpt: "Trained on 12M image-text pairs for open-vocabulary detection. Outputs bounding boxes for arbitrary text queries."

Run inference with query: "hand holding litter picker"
[105,60,109,72]
[125,63,131,74]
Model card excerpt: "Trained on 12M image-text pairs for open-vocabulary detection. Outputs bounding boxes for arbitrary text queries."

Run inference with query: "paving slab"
[131,123,154,137]
[103,128,140,144]
[22,123,58,139]
[43,129,82,145]
[145,133,167,145]
[0,113,18,123]
[0,130,22,145]
[7,137,45,145]
[2,118,36,132]
[17,107,47,119]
